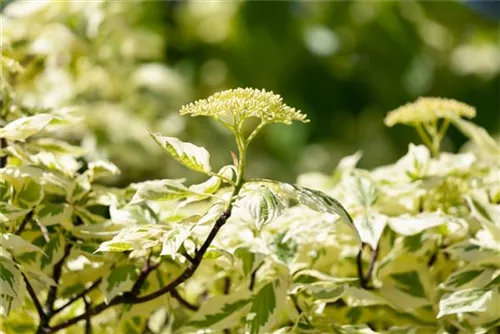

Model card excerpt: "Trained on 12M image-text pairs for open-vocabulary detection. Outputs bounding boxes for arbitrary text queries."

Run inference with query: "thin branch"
[83,296,92,334]
[171,289,199,311]
[223,277,231,295]
[48,211,232,333]
[181,251,194,264]
[52,278,102,315]
[364,246,379,286]
[22,273,46,322]
[45,242,72,316]
[133,211,231,303]
[130,256,160,297]
[356,243,379,290]
[15,210,33,235]
[248,262,263,291]
[356,246,366,289]
[0,138,7,168]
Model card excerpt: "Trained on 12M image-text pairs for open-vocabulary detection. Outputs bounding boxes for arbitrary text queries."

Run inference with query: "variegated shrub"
[1,57,499,334]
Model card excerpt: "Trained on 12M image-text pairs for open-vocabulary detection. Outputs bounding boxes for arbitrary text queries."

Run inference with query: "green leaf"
[280,183,361,247]
[130,179,194,204]
[100,264,139,302]
[0,114,53,142]
[160,226,191,257]
[438,287,499,318]
[148,131,211,173]
[0,257,24,316]
[247,278,288,334]
[238,186,285,230]
[35,202,73,228]
[186,292,252,331]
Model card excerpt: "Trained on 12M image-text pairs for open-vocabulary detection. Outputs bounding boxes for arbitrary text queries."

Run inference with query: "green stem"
[415,124,438,157]
[245,121,266,147]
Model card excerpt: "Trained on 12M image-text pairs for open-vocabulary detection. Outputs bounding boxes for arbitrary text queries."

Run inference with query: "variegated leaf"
[0,203,30,224]
[160,227,191,257]
[0,257,24,316]
[186,291,252,331]
[87,160,120,181]
[247,278,288,334]
[96,225,165,253]
[280,183,361,247]
[238,186,285,230]
[148,131,211,173]
[0,234,45,254]
[35,202,73,228]
[438,287,499,318]
[0,114,53,142]
[130,179,194,204]
[353,210,387,250]
[100,264,139,302]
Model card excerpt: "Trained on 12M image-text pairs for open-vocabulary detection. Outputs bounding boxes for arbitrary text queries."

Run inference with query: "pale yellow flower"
[384,97,476,127]
[180,88,308,125]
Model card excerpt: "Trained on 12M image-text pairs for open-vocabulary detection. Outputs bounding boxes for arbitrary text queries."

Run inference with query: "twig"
[248,262,263,291]
[364,246,379,286]
[45,242,72,315]
[171,289,199,311]
[181,251,194,264]
[223,277,231,295]
[83,296,92,334]
[356,243,379,290]
[15,210,33,235]
[52,278,102,315]
[47,211,232,333]
[0,138,7,168]
[356,245,366,289]
[22,273,46,323]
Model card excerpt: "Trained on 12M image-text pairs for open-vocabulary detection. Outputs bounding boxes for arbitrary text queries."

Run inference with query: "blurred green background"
[2,0,499,185]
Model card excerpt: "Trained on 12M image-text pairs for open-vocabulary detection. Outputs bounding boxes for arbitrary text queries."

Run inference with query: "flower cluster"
[180,88,308,125]
[384,97,476,127]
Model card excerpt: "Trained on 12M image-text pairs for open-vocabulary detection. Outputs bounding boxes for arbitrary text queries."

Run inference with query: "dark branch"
[249,262,263,291]
[133,211,230,304]
[356,243,379,290]
[223,277,231,295]
[15,210,33,235]
[83,296,92,334]
[22,273,46,322]
[130,256,160,297]
[364,245,379,285]
[181,251,194,264]
[45,242,72,316]
[356,245,366,289]
[0,138,7,168]
[171,289,199,311]
[52,279,102,315]
[48,211,232,333]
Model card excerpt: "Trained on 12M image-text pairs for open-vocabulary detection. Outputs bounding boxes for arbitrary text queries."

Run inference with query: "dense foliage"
[1,0,498,184]
[1,48,500,333]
